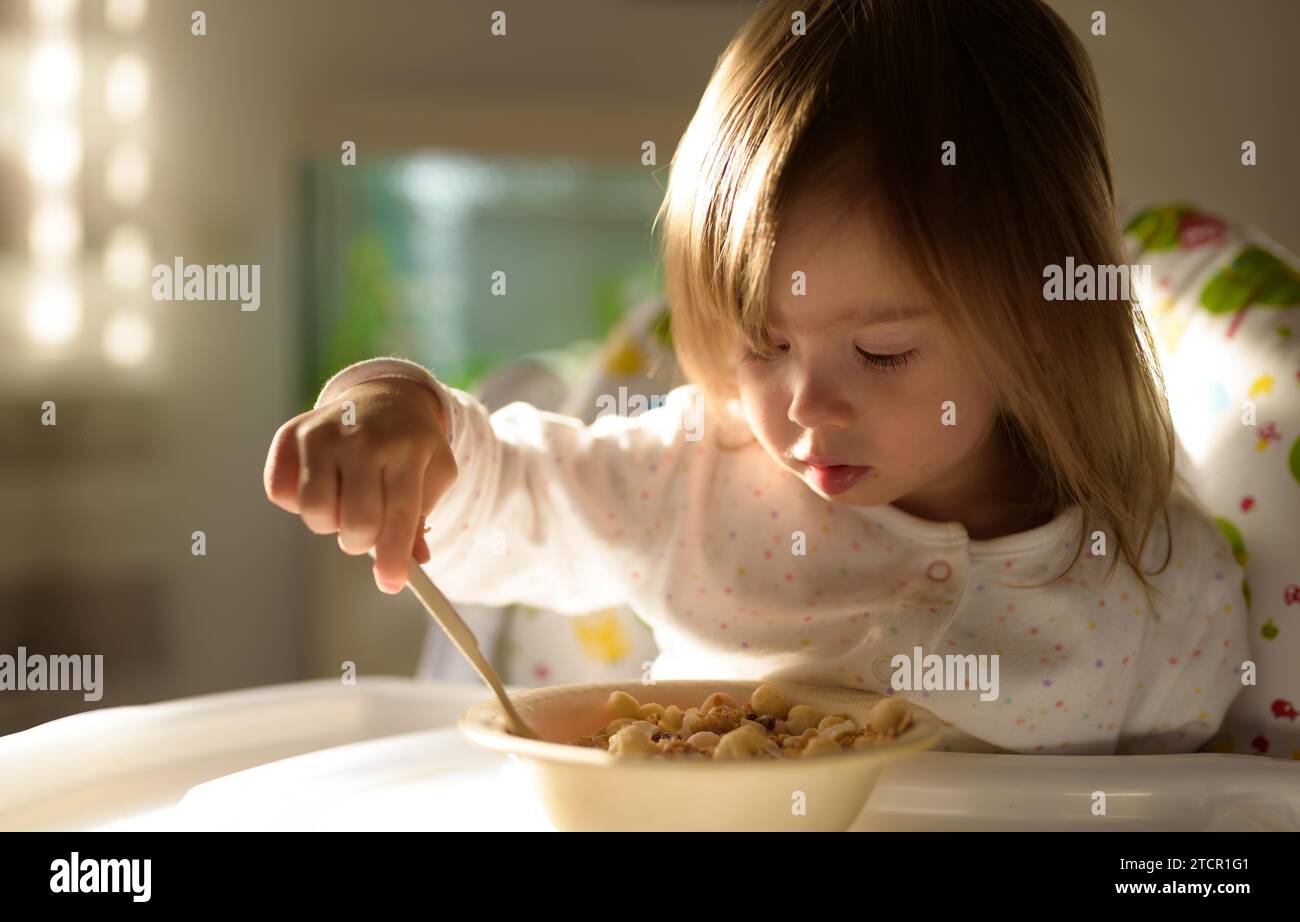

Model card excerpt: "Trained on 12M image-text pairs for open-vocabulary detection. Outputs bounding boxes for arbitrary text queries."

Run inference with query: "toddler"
[264,0,1249,754]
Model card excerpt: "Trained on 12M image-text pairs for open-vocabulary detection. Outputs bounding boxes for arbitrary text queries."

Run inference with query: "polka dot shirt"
[318,358,1252,755]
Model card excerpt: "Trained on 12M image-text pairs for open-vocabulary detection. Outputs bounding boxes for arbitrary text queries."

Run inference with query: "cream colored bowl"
[459,679,944,831]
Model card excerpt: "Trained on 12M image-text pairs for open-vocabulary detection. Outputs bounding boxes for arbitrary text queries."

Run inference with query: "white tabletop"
[2,677,1296,831]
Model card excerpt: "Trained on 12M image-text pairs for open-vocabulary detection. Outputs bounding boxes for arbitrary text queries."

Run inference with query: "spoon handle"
[404,561,540,739]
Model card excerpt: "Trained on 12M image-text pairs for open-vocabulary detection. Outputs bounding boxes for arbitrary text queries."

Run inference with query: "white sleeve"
[1115,511,1252,754]
[314,356,698,614]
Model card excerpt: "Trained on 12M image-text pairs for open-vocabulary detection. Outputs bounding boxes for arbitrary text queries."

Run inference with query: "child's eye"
[744,343,789,362]
[855,347,917,372]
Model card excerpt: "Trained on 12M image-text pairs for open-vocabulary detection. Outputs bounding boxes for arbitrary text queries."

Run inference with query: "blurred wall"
[1076,0,1297,245]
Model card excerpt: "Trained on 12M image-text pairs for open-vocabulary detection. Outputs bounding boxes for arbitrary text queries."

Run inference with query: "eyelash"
[744,344,918,373]
[854,347,917,372]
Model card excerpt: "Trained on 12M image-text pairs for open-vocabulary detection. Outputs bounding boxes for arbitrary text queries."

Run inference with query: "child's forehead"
[776,179,882,244]
[770,188,918,279]
[762,199,936,330]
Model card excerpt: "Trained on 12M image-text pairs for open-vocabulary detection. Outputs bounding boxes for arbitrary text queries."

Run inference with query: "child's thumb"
[263,414,306,512]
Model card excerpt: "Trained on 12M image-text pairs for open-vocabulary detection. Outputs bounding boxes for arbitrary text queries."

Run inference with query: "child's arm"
[314,355,694,613]
[1114,510,1252,754]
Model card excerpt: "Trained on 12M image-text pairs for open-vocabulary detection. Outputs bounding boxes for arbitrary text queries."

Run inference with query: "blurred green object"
[300,153,664,407]
[442,353,502,394]
[316,233,392,399]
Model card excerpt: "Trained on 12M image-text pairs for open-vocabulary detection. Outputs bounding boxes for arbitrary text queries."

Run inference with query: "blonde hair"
[654,0,1187,614]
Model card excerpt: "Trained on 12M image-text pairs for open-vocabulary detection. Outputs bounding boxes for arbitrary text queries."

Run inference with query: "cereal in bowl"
[568,685,913,760]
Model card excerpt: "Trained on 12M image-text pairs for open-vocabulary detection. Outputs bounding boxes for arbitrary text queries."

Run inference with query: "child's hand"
[263,377,458,593]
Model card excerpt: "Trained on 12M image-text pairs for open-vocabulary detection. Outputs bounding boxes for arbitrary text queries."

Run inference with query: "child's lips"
[803,462,871,495]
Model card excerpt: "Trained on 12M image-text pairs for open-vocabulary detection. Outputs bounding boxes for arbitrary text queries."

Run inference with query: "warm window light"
[105,0,147,33]
[102,224,151,290]
[30,0,78,26]
[103,311,154,366]
[26,279,82,345]
[105,143,151,206]
[27,121,82,187]
[105,55,149,124]
[1130,271,1153,313]
[28,42,81,109]
[29,201,83,261]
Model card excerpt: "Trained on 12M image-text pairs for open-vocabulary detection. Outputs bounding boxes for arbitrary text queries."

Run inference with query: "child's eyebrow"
[777,304,933,335]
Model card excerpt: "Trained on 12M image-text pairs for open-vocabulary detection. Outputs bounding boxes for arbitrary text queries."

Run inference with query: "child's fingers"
[264,414,307,513]
[406,436,456,571]
[412,530,431,564]
[373,466,423,593]
[420,431,458,518]
[298,456,340,535]
[336,459,384,555]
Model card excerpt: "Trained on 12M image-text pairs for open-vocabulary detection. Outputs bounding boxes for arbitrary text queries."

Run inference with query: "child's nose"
[787,374,854,430]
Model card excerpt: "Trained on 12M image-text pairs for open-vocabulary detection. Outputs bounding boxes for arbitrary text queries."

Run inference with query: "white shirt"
[317,357,1251,755]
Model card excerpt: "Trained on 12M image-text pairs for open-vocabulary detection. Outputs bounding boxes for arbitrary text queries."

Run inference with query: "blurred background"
[1,0,1296,735]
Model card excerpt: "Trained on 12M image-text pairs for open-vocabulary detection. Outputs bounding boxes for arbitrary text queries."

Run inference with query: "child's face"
[734,183,1008,524]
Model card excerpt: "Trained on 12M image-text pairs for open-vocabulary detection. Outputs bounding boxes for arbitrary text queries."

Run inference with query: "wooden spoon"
[404,561,541,740]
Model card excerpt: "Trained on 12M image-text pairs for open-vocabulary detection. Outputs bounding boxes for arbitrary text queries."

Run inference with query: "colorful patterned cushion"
[1123,203,1300,760]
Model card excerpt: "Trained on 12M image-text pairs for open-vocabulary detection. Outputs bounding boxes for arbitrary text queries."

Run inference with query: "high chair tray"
[1,677,1295,831]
